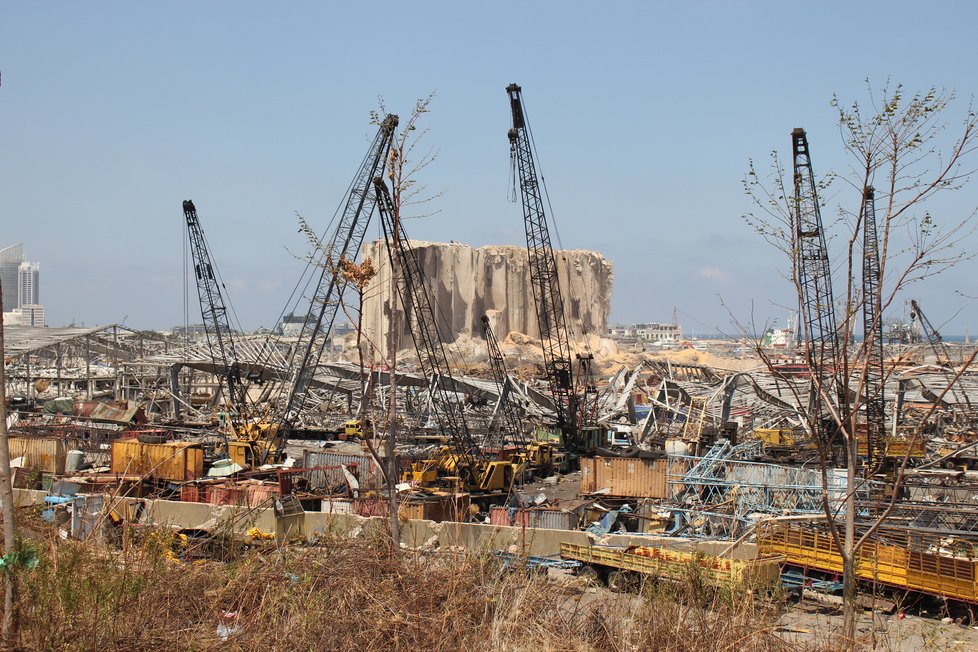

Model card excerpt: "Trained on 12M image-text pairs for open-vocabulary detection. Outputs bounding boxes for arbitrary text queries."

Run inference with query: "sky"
[2,2,978,336]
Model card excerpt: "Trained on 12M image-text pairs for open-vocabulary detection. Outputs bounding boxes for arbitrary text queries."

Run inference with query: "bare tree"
[743,81,978,646]
[296,94,440,547]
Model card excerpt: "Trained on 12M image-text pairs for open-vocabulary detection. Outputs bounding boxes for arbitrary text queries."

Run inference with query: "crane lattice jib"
[791,128,843,430]
[910,299,973,415]
[482,315,527,449]
[280,115,398,441]
[861,186,886,465]
[373,178,484,464]
[506,83,576,432]
[183,200,246,414]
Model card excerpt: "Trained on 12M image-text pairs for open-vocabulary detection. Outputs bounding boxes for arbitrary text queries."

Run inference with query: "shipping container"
[353,498,389,518]
[527,508,579,530]
[246,482,280,508]
[208,485,248,507]
[8,436,67,474]
[580,456,686,498]
[180,484,207,503]
[488,506,530,528]
[320,498,355,514]
[399,495,469,522]
[110,439,204,481]
[302,450,382,489]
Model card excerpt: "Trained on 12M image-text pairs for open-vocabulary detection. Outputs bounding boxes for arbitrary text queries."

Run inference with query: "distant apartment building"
[607,321,682,343]
[0,244,23,312]
[6,305,45,327]
[0,244,44,326]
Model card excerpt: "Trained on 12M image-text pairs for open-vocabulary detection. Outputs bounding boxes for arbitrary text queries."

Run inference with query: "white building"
[0,245,43,322]
[18,261,39,307]
[607,321,682,343]
[2,304,44,327]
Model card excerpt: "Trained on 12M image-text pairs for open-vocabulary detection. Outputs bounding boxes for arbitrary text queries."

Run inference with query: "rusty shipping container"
[399,495,469,522]
[580,457,685,499]
[488,506,530,528]
[180,484,207,503]
[110,439,204,481]
[8,436,67,474]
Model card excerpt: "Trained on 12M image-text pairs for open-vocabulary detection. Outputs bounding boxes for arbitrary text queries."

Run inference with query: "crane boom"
[910,298,973,418]
[481,314,526,449]
[792,128,846,439]
[182,200,247,415]
[860,186,886,466]
[278,115,398,449]
[506,83,580,442]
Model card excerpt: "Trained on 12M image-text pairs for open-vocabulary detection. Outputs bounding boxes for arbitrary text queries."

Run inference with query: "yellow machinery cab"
[227,421,283,467]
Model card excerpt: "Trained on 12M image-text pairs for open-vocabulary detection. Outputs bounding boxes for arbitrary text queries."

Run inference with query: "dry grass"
[1,527,841,652]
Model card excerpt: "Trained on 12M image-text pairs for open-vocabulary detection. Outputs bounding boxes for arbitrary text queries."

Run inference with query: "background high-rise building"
[0,244,24,312]
[18,261,39,307]
[0,244,44,326]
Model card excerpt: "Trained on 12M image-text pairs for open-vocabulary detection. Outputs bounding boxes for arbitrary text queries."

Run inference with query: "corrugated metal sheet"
[527,509,578,530]
[580,456,684,498]
[353,498,389,518]
[9,436,67,474]
[180,485,207,503]
[110,439,204,481]
[203,483,278,507]
[302,450,382,488]
[320,498,354,514]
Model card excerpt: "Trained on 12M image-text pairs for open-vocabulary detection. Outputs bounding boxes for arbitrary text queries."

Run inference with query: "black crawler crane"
[506,83,602,456]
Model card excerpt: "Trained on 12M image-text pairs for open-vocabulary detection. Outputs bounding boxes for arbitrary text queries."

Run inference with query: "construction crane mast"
[374,178,514,491]
[183,199,275,465]
[791,128,847,442]
[183,200,244,411]
[507,83,597,454]
[276,115,398,453]
[861,186,886,466]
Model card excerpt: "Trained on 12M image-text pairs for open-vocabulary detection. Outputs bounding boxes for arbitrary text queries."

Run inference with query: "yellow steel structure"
[855,433,926,459]
[758,523,978,604]
[560,542,784,590]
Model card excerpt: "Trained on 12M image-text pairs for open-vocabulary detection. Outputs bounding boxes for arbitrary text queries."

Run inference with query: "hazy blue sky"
[2,2,977,335]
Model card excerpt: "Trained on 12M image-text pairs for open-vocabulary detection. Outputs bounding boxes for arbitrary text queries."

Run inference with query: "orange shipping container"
[110,439,204,481]
[8,436,67,474]
[580,456,686,499]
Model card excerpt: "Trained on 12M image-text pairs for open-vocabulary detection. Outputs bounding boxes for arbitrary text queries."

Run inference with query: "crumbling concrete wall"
[359,240,613,348]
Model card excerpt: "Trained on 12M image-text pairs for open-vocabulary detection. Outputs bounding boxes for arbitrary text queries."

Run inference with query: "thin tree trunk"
[386,254,401,548]
[0,281,18,643]
[842,431,859,648]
